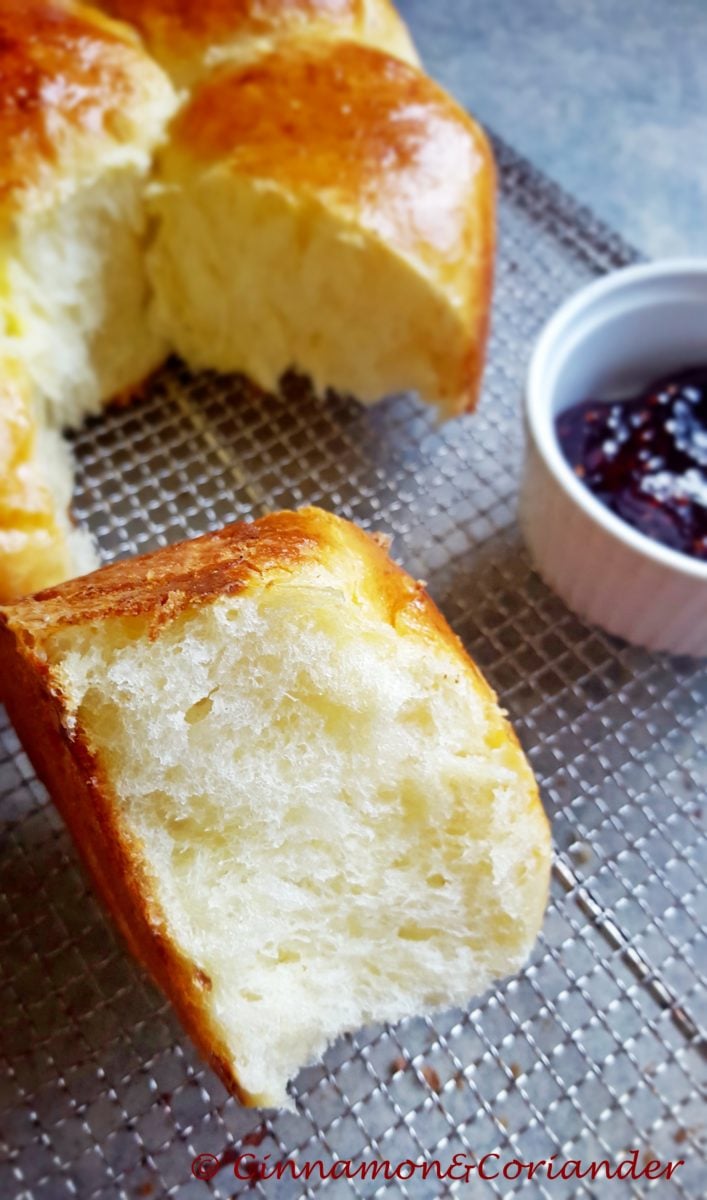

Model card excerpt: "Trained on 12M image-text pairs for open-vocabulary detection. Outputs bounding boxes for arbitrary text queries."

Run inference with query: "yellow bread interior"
[35,513,550,1107]
[0,0,178,428]
[0,361,97,601]
[149,172,477,414]
[4,171,168,429]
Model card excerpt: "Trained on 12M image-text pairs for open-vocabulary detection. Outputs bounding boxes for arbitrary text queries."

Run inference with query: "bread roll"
[0,507,550,1108]
[0,0,177,428]
[149,43,495,418]
[94,0,419,87]
[0,361,97,602]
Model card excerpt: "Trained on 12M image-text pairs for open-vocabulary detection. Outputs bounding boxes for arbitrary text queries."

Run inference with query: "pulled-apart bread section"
[0,0,177,429]
[0,0,175,598]
[0,508,549,1108]
[0,361,97,603]
[93,0,419,86]
[0,2,494,600]
[149,42,496,418]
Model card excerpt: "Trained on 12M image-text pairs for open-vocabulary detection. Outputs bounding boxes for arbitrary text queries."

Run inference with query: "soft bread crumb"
[149,172,472,414]
[7,171,168,429]
[39,532,550,1107]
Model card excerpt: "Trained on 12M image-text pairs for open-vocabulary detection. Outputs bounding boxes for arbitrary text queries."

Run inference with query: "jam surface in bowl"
[556,366,707,562]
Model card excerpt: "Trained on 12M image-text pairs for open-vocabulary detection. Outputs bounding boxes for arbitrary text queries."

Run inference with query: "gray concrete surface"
[398,0,707,258]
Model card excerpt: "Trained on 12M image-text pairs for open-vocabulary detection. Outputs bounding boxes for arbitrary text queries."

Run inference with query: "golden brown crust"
[0,0,171,214]
[1,510,320,633]
[96,0,418,76]
[102,0,389,42]
[173,42,493,265]
[0,508,545,1104]
[0,507,433,638]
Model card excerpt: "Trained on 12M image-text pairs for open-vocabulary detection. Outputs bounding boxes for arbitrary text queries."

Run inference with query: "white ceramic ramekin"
[520,259,707,656]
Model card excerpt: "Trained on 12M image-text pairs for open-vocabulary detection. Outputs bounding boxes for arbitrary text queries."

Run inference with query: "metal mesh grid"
[1,137,705,1199]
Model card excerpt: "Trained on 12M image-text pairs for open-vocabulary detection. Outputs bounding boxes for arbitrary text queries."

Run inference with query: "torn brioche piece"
[0,0,177,428]
[0,361,97,602]
[0,508,550,1107]
[94,0,419,87]
[149,42,495,417]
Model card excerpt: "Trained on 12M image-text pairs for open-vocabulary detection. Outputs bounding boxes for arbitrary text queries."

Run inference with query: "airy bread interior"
[48,573,548,1107]
[149,174,472,414]
[6,170,166,429]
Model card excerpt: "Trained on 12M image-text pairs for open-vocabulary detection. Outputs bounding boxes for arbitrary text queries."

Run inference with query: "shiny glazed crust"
[0,508,547,1104]
[95,0,419,77]
[0,508,491,652]
[164,41,496,412]
[0,0,174,216]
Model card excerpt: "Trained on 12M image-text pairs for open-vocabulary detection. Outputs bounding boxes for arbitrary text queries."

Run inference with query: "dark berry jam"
[556,367,707,561]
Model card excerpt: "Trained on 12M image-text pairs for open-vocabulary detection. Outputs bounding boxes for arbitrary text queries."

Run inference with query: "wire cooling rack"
[1,137,705,1200]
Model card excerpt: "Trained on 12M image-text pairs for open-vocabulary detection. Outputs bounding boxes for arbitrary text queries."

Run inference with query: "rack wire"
[1,138,704,1199]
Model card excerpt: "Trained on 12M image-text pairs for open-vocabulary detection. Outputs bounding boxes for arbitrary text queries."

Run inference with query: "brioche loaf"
[0,0,177,429]
[95,0,419,86]
[0,361,97,601]
[149,42,495,416]
[0,508,550,1108]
